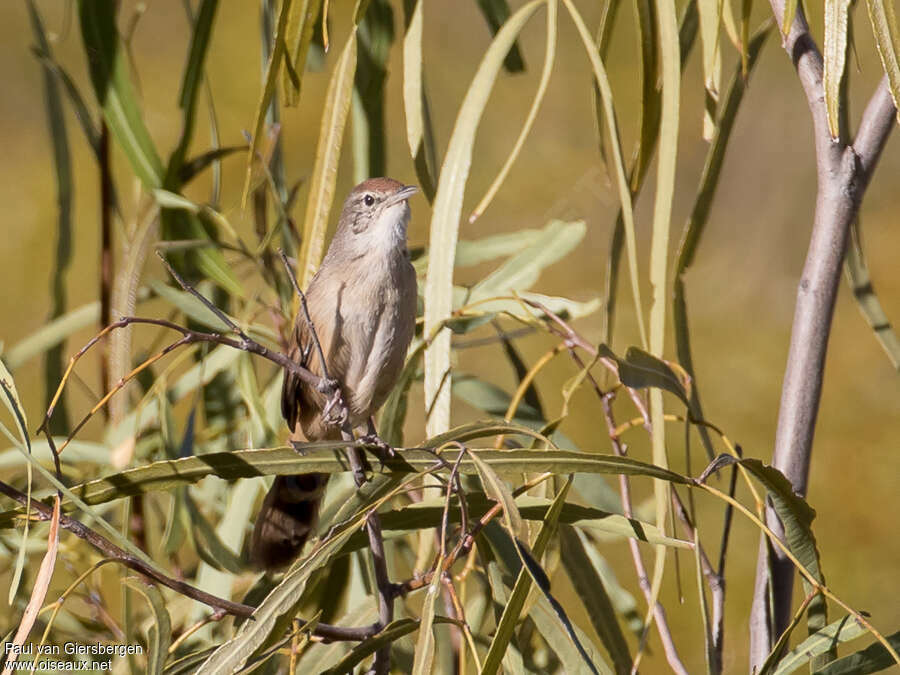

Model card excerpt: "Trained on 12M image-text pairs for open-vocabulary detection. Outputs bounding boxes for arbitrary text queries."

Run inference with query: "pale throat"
[371,201,411,257]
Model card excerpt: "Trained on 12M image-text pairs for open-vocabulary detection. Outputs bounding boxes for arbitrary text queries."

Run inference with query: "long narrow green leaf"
[746,452,831,649]
[0,448,690,526]
[241,0,293,205]
[824,0,852,139]
[283,0,324,106]
[353,0,393,181]
[469,220,585,301]
[601,0,698,346]
[562,0,647,349]
[26,0,73,436]
[645,0,681,642]
[3,303,100,370]
[559,526,632,673]
[29,51,101,156]
[476,0,527,72]
[470,450,528,541]
[673,25,771,461]
[297,27,358,287]
[196,475,412,673]
[77,0,164,187]
[469,0,557,222]
[865,0,900,120]
[630,0,659,186]
[708,456,824,583]
[481,479,581,674]
[576,530,643,636]
[529,593,612,674]
[402,0,439,200]
[676,23,771,272]
[845,219,900,370]
[178,0,219,112]
[0,362,29,451]
[125,578,172,675]
[196,530,356,672]
[338,495,691,553]
[483,554,526,673]
[167,0,219,185]
[771,615,867,675]
[697,0,722,138]
[591,0,623,164]
[411,553,443,675]
[813,631,900,674]
[423,0,544,438]
[0,362,31,605]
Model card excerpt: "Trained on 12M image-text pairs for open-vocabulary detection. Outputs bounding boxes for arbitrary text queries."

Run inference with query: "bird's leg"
[357,418,396,470]
[319,379,348,427]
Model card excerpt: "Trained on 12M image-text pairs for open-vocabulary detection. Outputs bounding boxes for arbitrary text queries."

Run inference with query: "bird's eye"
[363,194,375,207]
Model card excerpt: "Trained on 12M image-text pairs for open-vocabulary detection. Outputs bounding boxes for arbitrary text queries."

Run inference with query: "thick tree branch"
[751,0,897,666]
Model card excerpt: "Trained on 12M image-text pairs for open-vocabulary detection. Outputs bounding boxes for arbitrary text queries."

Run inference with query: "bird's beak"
[385,185,419,207]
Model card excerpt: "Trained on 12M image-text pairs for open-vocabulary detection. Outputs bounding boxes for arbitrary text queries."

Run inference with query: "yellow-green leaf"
[241,0,294,205]
[562,0,647,348]
[297,27,358,288]
[423,0,544,437]
[402,0,439,200]
[824,0,852,139]
[865,0,900,121]
[469,0,557,222]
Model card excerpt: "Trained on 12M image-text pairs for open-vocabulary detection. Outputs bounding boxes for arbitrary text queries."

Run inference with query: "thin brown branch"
[394,473,554,598]
[277,248,331,386]
[600,389,688,675]
[156,251,249,341]
[671,489,724,674]
[0,478,386,642]
[39,315,324,448]
[524,296,690,673]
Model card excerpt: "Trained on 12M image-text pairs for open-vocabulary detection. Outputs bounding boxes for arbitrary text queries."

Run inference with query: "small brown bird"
[250,178,418,569]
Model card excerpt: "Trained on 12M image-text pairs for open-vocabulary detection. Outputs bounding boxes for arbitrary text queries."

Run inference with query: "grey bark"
[750,1,897,669]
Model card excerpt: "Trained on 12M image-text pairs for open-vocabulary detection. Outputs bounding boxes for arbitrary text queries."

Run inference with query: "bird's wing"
[281,314,314,431]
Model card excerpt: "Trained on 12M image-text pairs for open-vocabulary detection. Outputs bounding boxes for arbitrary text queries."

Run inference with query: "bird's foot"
[356,433,396,471]
[321,384,348,427]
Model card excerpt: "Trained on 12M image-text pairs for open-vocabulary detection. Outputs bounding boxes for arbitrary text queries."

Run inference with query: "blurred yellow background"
[0,1,897,671]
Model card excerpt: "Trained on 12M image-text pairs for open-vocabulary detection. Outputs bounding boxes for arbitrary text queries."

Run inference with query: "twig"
[394,472,555,598]
[524,296,688,672]
[156,251,250,341]
[277,249,330,386]
[671,489,725,674]
[0,478,388,642]
[344,440,394,675]
[40,315,324,451]
[601,390,688,675]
